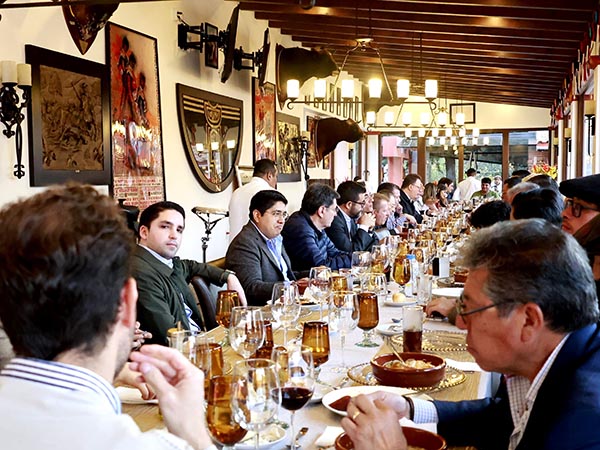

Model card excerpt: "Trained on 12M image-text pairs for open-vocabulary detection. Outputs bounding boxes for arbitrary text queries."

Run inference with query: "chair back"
[189,276,219,330]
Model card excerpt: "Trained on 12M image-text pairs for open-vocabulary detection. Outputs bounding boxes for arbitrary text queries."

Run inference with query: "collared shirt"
[0,358,196,450]
[139,244,173,268]
[251,222,290,281]
[452,176,481,202]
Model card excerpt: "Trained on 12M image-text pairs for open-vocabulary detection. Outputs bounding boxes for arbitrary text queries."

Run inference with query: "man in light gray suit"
[226,190,296,306]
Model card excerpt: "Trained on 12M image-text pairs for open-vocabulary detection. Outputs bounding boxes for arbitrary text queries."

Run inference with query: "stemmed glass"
[351,251,371,286]
[356,291,379,347]
[301,321,330,381]
[231,359,281,450]
[270,281,301,347]
[230,307,265,358]
[370,244,389,274]
[206,375,248,450]
[272,345,315,450]
[328,291,358,371]
[361,273,387,304]
[308,266,332,321]
[216,290,240,346]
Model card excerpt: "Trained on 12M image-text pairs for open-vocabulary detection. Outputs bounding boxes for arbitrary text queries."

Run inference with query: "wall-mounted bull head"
[314,117,364,162]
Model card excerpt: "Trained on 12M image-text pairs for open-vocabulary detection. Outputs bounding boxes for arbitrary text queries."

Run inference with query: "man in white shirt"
[453,168,481,202]
[340,219,600,450]
[228,159,278,240]
[0,184,217,450]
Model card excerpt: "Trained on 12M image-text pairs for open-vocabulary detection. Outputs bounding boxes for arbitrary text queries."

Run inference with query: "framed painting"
[204,23,219,69]
[306,114,318,168]
[25,45,111,186]
[235,165,254,186]
[106,23,165,209]
[450,102,476,125]
[276,112,301,182]
[252,77,276,162]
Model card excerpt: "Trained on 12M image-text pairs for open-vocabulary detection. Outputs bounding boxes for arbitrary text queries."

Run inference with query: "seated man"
[0,184,215,450]
[341,219,600,450]
[371,193,392,241]
[511,188,563,226]
[326,180,377,253]
[226,190,296,306]
[133,201,246,345]
[399,174,424,224]
[282,183,352,272]
[471,177,500,199]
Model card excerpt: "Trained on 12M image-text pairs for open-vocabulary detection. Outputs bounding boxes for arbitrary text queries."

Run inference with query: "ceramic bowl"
[370,353,445,388]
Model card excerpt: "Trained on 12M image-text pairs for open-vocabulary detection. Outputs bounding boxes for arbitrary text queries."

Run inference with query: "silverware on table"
[286,426,309,448]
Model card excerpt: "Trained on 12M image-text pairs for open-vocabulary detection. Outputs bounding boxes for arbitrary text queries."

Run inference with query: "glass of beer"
[403,305,423,352]
[216,290,241,346]
[356,291,379,347]
[206,375,248,450]
[301,321,330,372]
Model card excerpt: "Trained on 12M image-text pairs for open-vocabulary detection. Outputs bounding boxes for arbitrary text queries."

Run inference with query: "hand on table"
[426,296,457,318]
[129,345,212,450]
[341,392,408,450]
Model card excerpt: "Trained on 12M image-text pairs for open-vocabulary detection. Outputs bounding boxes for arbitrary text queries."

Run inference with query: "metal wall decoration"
[252,77,276,162]
[107,23,165,209]
[306,114,319,168]
[176,83,242,193]
[276,112,301,182]
[25,45,110,186]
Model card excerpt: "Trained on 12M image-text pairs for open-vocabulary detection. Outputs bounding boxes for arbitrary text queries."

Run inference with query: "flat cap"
[559,174,600,207]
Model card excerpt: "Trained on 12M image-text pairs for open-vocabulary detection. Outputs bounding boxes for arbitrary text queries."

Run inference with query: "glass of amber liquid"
[403,305,423,353]
[392,254,412,287]
[301,321,330,373]
[356,291,379,347]
[216,290,240,345]
[206,375,248,450]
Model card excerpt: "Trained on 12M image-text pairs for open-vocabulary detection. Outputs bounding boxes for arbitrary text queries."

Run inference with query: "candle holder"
[0,82,31,179]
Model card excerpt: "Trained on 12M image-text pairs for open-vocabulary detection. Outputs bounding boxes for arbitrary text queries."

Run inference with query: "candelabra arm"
[0,85,31,179]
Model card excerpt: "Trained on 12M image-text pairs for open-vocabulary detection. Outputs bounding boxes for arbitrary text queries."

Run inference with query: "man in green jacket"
[133,201,246,345]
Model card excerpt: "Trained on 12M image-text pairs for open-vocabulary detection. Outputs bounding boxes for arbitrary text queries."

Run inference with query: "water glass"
[403,305,423,352]
[230,307,265,358]
[328,291,358,371]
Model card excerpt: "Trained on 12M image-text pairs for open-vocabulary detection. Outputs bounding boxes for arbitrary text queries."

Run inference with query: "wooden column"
[417,136,427,181]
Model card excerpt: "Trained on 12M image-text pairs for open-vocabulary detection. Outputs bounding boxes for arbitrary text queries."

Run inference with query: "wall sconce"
[0,60,32,179]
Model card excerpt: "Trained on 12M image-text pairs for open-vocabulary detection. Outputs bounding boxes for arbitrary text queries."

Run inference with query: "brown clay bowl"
[335,427,446,450]
[370,353,446,388]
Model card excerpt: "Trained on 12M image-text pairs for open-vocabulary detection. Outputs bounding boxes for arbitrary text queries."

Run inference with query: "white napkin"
[315,426,344,447]
[445,358,482,372]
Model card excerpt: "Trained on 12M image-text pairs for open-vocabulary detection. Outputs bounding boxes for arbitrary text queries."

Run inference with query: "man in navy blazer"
[340,219,600,450]
[226,190,296,306]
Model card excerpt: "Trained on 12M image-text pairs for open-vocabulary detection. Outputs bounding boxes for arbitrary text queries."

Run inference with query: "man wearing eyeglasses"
[341,219,600,450]
[326,181,377,253]
[226,190,297,306]
[399,174,424,224]
[560,174,600,293]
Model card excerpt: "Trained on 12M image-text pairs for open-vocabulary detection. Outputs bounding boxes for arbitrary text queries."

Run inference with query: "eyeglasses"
[455,294,505,317]
[266,210,288,220]
[350,200,366,207]
[564,199,600,218]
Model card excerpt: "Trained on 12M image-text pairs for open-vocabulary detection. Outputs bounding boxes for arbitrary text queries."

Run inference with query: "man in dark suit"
[226,190,296,306]
[341,219,600,450]
[399,173,424,224]
[326,181,377,253]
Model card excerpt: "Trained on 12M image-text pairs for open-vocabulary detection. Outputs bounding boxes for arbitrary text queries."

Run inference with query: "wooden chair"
[189,276,219,331]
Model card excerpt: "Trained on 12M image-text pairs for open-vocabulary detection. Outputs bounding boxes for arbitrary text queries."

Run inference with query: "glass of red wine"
[272,345,315,450]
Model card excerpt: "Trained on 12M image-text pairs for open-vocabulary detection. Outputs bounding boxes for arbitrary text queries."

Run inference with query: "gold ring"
[352,411,360,421]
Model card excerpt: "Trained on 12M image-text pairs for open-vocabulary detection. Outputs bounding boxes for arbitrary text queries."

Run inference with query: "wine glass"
[231,359,281,450]
[392,253,412,288]
[328,291,358,371]
[361,273,387,304]
[301,321,330,377]
[216,290,240,345]
[356,291,379,347]
[272,345,315,450]
[351,251,371,286]
[308,266,332,321]
[370,244,389,274]
[206,375,248,450]
[270,282,301,347]
[331,272,350,292]
[230,307,265,358]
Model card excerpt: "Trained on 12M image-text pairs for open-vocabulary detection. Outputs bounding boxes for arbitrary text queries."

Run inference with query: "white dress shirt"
[452,176,481,202]
[228,177,272,241]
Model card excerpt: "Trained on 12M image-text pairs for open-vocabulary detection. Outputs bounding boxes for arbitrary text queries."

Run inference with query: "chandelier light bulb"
[368,78,382,98]
[210,141,219,151]
[314,79,326,99]
[425,79,438,99]
[226,139,236,149]
[366,110,376,125]
[397,79,410,99]
[287,79,300,99]
[341,79,354,99]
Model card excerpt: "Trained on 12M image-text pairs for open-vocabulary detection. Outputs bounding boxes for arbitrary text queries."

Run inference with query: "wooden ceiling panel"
[232,0,598,108]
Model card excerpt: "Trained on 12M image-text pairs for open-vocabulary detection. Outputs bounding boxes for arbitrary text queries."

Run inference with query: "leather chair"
[189,276,219,331]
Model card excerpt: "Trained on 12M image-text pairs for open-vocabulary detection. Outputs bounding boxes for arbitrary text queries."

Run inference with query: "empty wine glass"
[356,291,379,347]
[351,251,371,286]
[361,272,387,304]
[231,359,281,450]
[328,291,358,371]
[271,281,301,347]
[206,375,248,450]
[230,307,265,358]
[216,290,241,346]
[308,266,332,320]
[272,345,315,450]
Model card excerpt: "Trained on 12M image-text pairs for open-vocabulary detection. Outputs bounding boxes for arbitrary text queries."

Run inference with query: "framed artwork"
[306,114,318,168]
[235,165,254,186]
[336,87,341,116]
[328,83,335,113]
[204,23,219,69]
[25,45,110,186]
[450,102,476,124]
[276,112,301,182]
[253,77,276,162]
[107,23,165,209]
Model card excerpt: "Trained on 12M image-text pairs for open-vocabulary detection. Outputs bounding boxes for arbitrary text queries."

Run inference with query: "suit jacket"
[326,208,378,253]
[434,323,600,450]
[400,189,423,224]
[131,246,230,345]
[225,223,295,306]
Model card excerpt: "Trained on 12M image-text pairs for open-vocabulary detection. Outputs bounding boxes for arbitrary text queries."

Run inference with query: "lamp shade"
[341,79,354,98]
[210,141,219,150]
[445,127,452,137]
[459,127,466,137]
[384,111,395,125]
[450,136,457,145]
[405,128,413,137]
[366,111,376,125]
[420,112,430,126]
[472,128,480,138]
[402,112,412,126]
[397,79,410,99]
[439,136,446,145]
[438,111,448,126]
[425,79,438,99]
[483,136,490,145]
[418,128,426,137]
[369,78,382,98]
[455,112,465,126]
[287,79,300,99]
[314,79,326,99]
[431,128,439,138]
[428,136,435,145]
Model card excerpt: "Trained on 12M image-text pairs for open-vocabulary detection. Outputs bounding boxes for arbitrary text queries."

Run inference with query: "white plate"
[116,386,158,405]
[383,299,417,308]
[376,322,404,336]
[235,424,287,449]
[322,385,415,417]
[309,381,333,403]
[432,287,463,298]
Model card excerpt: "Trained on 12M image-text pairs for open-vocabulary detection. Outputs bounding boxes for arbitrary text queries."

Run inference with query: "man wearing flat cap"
[559,173,600,292]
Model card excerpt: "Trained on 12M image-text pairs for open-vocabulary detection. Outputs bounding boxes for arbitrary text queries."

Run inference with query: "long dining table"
[122,300,492,449]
